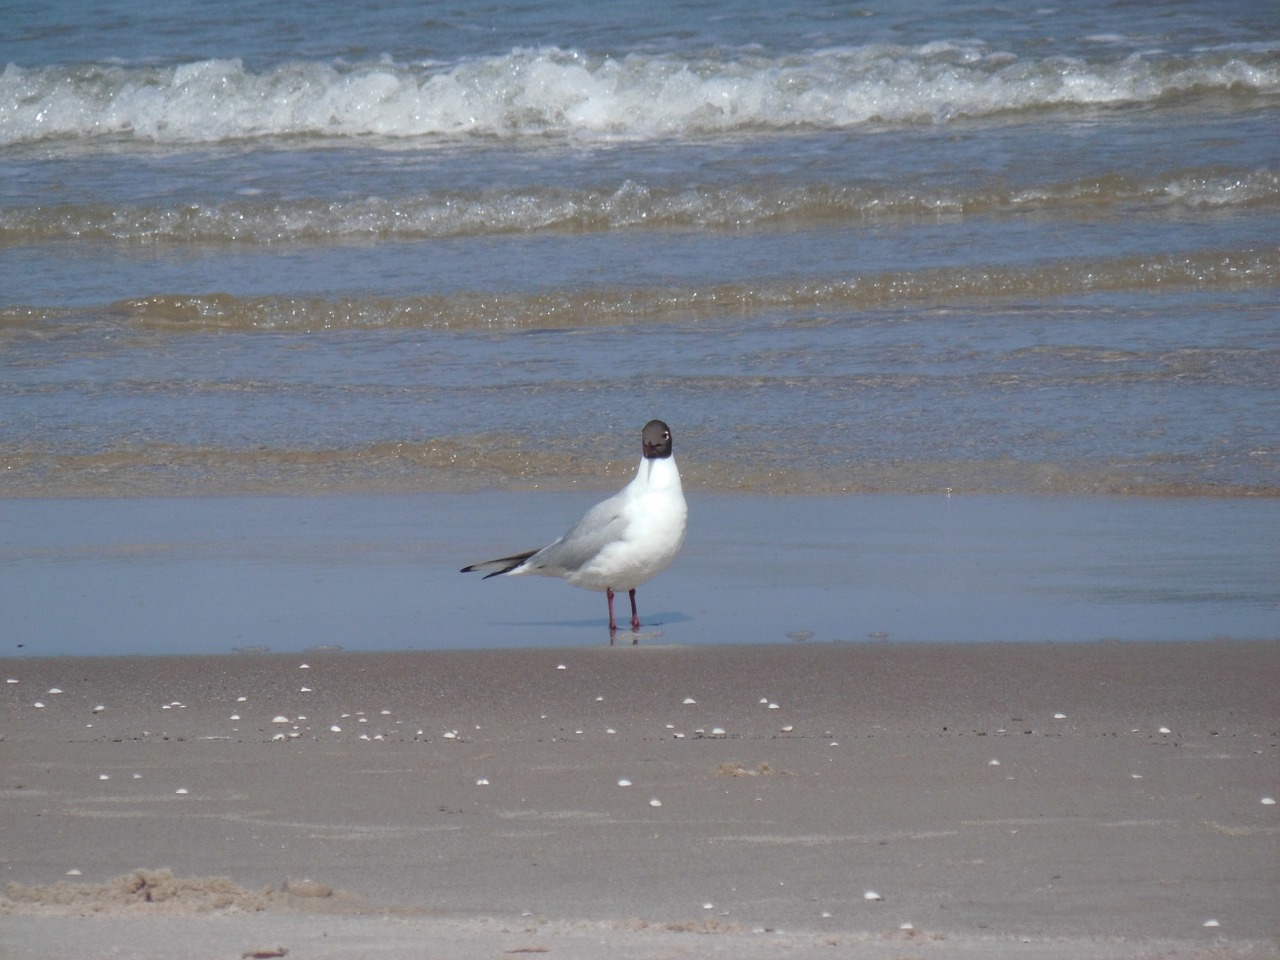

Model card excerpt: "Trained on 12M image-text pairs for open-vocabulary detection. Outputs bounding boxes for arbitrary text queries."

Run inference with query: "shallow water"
[2,0,1278,498]
[3,494,1276,657]
[3,2,1278,656]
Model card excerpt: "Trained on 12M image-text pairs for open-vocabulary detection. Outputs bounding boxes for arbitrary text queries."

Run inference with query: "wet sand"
[2,640,1276,959]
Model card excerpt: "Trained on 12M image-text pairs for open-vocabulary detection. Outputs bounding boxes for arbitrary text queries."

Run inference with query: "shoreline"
[3,639,1277,958]
[4,492,1278,659]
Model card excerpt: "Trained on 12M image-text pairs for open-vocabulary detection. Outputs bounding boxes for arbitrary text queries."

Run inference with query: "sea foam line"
[1,170,1275,245]
[3,43,1277,147]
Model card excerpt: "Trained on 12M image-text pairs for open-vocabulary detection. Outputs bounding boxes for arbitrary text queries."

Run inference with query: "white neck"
[636,454,681,491]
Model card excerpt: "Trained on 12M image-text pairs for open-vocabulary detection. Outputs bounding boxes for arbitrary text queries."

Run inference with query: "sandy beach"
[2,640,1276,959]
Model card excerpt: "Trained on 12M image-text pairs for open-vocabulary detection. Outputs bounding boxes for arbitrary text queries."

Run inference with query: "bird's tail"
[460,550,538,579]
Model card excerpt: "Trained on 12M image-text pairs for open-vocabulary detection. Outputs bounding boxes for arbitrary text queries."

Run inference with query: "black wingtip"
[461,549,539,578]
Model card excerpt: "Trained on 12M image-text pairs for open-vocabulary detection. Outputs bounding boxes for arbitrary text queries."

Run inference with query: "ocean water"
[3,0,1278,498]
[1,2,1278,657]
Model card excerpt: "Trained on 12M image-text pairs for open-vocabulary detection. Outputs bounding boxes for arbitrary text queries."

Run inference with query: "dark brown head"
[642,420,673,459]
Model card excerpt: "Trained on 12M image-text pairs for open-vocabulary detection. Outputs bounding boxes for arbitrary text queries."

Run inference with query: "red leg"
[629,588,640,632]
[606,588,618,633]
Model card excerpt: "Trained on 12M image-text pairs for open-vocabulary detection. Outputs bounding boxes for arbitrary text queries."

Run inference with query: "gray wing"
[525,495,630,575]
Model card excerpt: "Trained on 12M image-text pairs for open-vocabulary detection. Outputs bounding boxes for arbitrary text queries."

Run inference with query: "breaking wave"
[4,42,1278,148]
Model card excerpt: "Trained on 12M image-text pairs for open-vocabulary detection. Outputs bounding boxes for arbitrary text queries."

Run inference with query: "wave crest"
[4,43,1277,147]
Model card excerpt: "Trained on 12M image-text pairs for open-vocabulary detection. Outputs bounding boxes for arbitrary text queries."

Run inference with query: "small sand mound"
[1,869,348,916]
[716,761,779,777]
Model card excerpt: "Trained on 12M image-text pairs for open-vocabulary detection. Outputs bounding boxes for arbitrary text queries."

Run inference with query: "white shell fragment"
[864,890,883,901]
[175,788,189,795]
[649,798,662,807]
[48,688,63,694]
[93,705,105,713]
[330,725,341,733]
[1158,726,1172,734]
[1262,797,1276,805]
[66,869,82,876]
[1203,919,1220,927]
[272,716,290,723]
[682,697,696,704]
[475,778,490,786]
[617,778,632,787]
[33,702,45,708]
[1053,713,1067,719]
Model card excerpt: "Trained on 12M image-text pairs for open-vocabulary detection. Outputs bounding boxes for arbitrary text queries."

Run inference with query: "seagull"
[461,420,687,640]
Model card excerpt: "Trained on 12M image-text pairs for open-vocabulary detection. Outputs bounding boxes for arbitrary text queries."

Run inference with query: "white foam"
[3,44,1275,148]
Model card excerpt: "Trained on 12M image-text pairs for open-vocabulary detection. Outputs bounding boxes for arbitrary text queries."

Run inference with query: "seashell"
[864,890,883,901]
[617,779,632,787]
[683,697,696,704]
[649,798,662,807]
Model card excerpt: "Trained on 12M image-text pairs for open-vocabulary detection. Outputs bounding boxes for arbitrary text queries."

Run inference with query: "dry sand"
[1,641,1277,959]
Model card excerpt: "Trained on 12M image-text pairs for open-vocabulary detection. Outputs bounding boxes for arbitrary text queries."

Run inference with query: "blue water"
[3,494,1276,657]
[1,0,1277,654]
